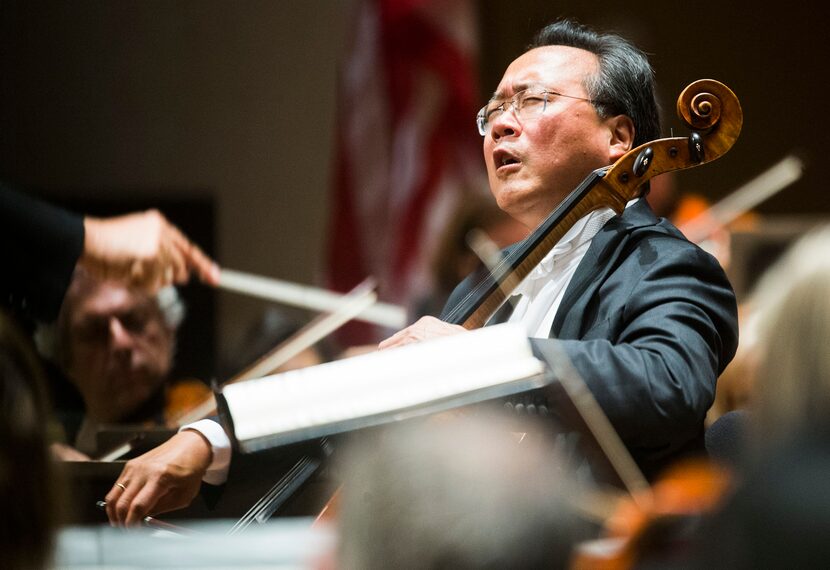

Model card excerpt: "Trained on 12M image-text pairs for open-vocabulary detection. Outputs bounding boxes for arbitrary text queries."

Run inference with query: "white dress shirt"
[507,201,635,337]
[181,419,233,485]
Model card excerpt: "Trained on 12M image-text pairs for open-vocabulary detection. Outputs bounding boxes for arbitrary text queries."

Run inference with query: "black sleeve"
[530,241,738,471]
[0,182,85,322]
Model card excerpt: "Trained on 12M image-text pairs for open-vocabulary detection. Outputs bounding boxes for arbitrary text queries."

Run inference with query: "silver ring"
[115,482,127,491]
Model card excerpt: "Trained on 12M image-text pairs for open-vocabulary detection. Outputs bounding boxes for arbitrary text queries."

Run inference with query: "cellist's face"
[483,46,633,229]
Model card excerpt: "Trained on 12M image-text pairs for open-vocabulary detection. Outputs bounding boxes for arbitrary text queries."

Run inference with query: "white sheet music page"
[221,323,547,451]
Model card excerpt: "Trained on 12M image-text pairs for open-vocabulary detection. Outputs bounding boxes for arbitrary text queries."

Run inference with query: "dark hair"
[529,19,661,148]
[0,310,62,569]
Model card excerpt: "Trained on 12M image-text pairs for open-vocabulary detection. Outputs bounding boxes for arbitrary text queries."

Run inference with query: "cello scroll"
[601,79,743,205]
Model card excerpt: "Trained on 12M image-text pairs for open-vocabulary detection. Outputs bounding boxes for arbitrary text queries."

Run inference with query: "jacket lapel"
[551,199,660,338]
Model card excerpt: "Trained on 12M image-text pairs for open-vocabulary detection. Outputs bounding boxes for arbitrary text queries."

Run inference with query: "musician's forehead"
[72,282,154,321]
[492,45,597,100]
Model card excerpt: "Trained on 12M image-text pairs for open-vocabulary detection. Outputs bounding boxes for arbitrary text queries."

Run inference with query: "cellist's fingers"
[104,479,128,525]
[378,316,466,350]
[144,478,203,518]
[109,479,145,527]
[105,431,212,526]
[124,480,166,527]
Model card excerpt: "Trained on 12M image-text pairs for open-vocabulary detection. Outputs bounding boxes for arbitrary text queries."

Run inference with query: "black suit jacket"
[1,183,84,323]
[443,200,738,479]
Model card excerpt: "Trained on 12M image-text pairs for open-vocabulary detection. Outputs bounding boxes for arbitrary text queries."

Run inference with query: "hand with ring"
[104,431,213,526]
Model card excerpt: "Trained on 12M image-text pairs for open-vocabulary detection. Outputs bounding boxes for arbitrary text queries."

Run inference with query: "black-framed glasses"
[475,86,603,136]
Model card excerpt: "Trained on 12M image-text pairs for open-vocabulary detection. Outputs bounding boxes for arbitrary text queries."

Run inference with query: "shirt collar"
[519,198,640,282]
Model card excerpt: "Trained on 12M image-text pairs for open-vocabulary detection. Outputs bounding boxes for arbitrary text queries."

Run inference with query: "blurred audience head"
[336,414,587,569]
[748,225,830,454]
[40,269,183,423]
[1,309,61,569]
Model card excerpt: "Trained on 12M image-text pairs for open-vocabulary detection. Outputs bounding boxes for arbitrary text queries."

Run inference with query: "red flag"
[324,0,485,342]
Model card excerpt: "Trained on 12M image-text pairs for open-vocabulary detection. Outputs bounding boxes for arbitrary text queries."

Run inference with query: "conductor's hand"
[378,316,466,350]
[81,209,220,292]
[105,430,212,527]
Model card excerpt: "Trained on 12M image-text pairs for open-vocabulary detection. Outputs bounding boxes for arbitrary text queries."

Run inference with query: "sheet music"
[221,324,547,451]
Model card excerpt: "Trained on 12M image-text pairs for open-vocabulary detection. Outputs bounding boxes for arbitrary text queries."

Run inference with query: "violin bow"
[680,153,804,243]
[172,277,379,426]
[217,269,406,328]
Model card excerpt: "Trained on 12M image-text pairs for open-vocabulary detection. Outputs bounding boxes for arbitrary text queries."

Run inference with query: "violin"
[571,459,733,569]
[163,377,214,426]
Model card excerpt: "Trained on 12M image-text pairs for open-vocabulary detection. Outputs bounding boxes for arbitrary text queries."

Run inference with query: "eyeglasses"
[475,86,603,136]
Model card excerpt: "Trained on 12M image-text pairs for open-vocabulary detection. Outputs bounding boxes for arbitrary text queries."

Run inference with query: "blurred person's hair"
[693,228,830,567]
[0,310,63,569]
[749,225,830,454]
[336,414,587,569]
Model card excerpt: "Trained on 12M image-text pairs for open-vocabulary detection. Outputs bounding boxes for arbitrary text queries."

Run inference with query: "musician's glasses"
[476,86,603,137]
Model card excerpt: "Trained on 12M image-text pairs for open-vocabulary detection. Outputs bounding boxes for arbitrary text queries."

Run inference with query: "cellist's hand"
[378,316,466,350]
[105,430,212,526]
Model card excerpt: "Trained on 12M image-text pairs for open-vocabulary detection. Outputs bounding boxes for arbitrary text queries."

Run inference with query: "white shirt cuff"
[180,419,232,485]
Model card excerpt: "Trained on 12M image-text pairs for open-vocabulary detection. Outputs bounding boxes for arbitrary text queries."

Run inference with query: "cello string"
[229,462,302,533]
[228,456,317,535]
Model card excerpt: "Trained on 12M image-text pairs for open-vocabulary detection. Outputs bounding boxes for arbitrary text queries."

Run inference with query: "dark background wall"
[2,0,827,377]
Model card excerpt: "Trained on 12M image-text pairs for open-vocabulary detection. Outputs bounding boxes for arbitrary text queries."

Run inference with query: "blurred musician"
[38,270,186,457]
[689,226,830,568]
[0,310,63,569]
[336,414,587,569]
